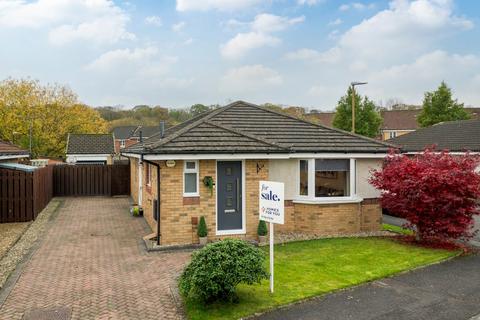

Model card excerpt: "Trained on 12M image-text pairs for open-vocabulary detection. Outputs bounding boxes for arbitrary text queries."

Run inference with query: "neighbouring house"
[66,133,114,165]
[112,126,138,154]
[389,119,480,155]
[0,140,29,163]
[307,107,480,141]
[122,101,394,246]
[112,125,161,154]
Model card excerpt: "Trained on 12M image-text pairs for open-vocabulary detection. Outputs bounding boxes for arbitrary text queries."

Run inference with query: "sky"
[0,0,479,110]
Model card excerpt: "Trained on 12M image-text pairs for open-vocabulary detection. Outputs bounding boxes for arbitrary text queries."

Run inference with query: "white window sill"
[183,193,199,198]
[293,196,363,205]
[216,229,246,236]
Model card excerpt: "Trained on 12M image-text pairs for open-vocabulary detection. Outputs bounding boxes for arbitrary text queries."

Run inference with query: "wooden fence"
[0,166,53,223]
[53,164,130,197]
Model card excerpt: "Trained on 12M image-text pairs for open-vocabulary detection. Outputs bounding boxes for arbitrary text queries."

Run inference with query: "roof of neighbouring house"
[0,162,37,172]
[389,119,480,152]
[0,140,29,157]
[66,134,114,154]
[305,112,335,127]
[111,126,138,140]
[380,109,421,130]
[306,108,480,131]
[124,101,394,155]
[111,125,161,140]
[131,126,160,138]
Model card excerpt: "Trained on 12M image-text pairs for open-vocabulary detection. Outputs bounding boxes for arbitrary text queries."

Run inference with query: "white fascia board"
[0,154,29,160]
[121,152,141,159]
[142,153,389,161]
[404,151,479,155]
[66,154,111,158]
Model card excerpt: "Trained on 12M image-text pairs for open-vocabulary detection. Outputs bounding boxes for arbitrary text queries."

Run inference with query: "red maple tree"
[370,148,480,241]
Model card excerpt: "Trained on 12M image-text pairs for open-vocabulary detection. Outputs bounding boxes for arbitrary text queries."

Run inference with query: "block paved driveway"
[0,197,190,320]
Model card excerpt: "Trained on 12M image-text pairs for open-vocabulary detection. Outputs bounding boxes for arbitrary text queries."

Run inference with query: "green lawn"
[382,223,415,235]
[183,237,459,320]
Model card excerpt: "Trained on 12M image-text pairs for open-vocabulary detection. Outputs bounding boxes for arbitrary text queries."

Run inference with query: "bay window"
[315,159,350,197]
[298,159,356,201]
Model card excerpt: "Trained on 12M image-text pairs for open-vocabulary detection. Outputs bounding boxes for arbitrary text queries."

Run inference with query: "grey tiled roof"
[111,126,138,140]
[125,101,394,155]
[389,119,480,152]
[67,134,114,154]
[0,140,29,156]
[131,126,160,138]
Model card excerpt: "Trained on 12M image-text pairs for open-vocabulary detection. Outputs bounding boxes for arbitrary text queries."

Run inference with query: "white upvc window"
[120,139,126,148]
[297,158,358,203]
[183,160,199,197]
[389,131,397,139]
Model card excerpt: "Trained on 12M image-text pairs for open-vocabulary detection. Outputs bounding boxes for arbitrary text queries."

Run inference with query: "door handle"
[236,178,240,212]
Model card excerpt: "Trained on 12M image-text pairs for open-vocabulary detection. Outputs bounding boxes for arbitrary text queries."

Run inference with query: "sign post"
[259,181,284,294]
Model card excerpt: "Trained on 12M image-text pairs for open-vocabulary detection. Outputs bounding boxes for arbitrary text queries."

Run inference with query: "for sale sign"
[259,181,284,225]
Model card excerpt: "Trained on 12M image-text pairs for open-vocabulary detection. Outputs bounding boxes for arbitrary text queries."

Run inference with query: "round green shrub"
[257,220,268,236]
[179,239,269,303]
[197,216,208,237]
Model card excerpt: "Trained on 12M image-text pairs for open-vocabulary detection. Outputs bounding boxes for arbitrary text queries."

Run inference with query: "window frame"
[296,158,358,203]
[389,131,397,139]
[145,163,151,187]
[183,160,199,197]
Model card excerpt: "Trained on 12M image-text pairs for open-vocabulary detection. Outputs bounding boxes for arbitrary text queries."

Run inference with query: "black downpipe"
[143,157,161,245]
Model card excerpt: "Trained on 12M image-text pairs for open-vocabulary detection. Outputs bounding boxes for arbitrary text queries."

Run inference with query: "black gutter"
[142,155,161,246]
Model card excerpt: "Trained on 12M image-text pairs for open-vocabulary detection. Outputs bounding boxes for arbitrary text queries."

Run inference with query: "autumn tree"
[417,82,470,127]
[370,149,480,241]
[0,78,107,158]
[333,87,382,138]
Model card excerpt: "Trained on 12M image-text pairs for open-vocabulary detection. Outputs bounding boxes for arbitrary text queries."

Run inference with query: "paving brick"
[0,197,190,320]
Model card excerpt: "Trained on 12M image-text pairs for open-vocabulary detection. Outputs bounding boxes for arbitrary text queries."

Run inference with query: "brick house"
[66,133,115,165]
[122,101,394,246]
[112,125,160,155]
[0,140,29,163]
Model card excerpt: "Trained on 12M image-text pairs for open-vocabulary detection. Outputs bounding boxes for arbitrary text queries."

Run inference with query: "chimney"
[139,130,143,143]
[160,121,165,139]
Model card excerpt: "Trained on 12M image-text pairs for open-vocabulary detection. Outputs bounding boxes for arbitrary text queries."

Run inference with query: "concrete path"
[0,197,190,320]
[258,254,480,320]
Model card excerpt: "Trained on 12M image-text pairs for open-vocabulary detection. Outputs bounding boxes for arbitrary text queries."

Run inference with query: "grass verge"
[183,237,459,320]
[382,223,414,235]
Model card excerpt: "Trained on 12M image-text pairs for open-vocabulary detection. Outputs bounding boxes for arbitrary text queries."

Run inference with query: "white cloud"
[183,38,194,45]
[328,30,340,40]
[87,47,160,71]
[172,21,186,32]
[339,2,375,11]
[366,50,480,102]
[297,0,324,6]
[284,47,342,63]
[221,32,280,59]
[145,15,162,27]
[0,0,134,45]
[221,65,282,92]
[251,13,304,33]
[221,13,304,59]
[176,0,263,11]
[328,18,342,27]
[291,0,474,68]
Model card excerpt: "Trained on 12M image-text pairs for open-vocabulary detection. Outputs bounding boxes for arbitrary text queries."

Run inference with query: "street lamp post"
[350,82,367,133]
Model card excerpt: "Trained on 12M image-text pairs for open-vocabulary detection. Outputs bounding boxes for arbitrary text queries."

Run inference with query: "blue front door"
[217,161,242,231]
